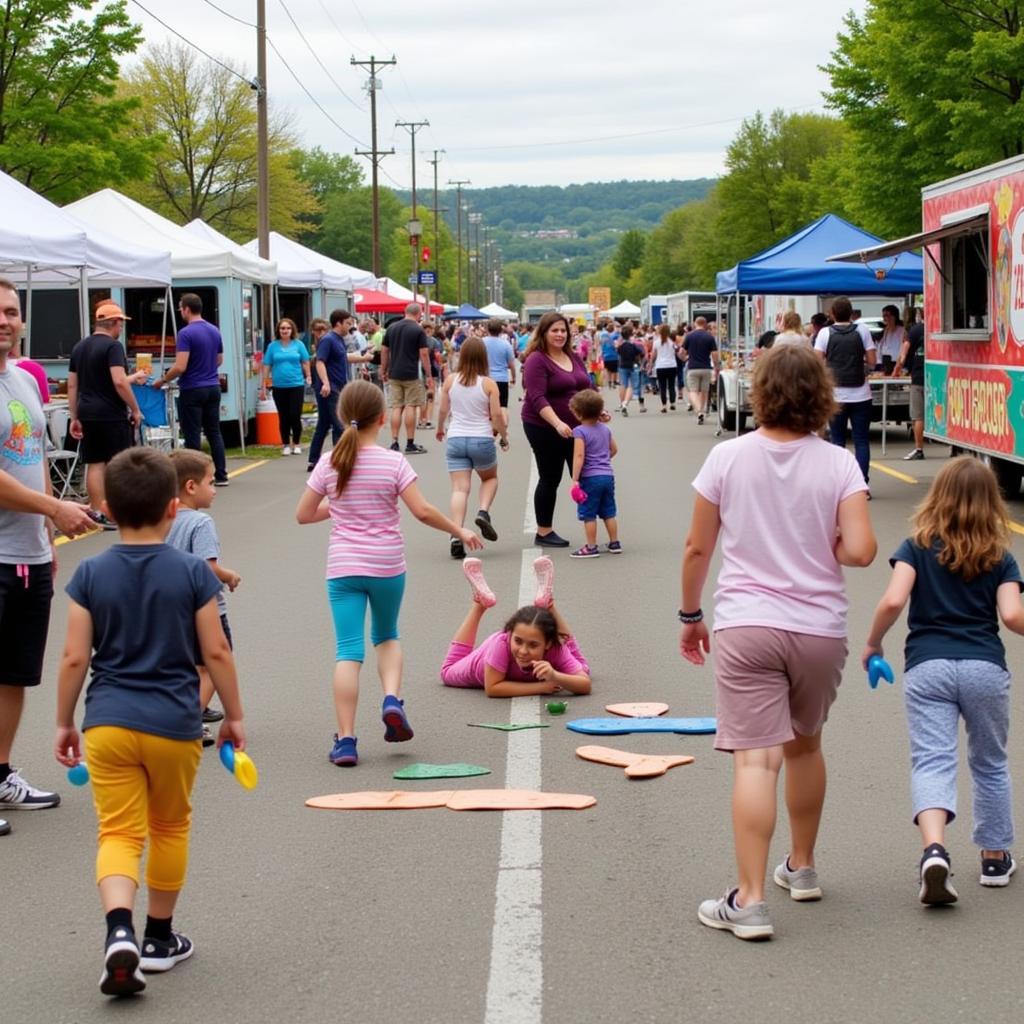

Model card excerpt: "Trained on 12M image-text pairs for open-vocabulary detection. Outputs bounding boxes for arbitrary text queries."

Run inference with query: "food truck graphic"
[832,155,1024,496]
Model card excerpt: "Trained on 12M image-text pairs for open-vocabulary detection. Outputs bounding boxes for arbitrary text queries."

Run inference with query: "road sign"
[407,274,418,284]
[418,270,437,285]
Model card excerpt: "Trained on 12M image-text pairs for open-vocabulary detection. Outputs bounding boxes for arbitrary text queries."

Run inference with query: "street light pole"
[448,179,470,306]
[396,120,429,303]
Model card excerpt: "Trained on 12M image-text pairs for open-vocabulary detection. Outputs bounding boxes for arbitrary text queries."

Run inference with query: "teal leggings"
[327,574,406,662]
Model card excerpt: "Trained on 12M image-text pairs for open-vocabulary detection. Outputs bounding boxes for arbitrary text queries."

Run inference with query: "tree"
[291,146,363,246]
[382,203,466,305]
[612,228,647,281]
[0,0,154,201]
[322,186,403,277]
[824,2,1024,237]
[121,41,317,240]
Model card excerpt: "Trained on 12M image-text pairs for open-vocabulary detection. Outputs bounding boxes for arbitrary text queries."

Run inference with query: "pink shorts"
[440,641,484,688]
[712,626,847,752]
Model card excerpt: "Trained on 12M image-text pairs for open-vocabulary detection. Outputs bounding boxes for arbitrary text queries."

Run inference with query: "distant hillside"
[391,178,715,273]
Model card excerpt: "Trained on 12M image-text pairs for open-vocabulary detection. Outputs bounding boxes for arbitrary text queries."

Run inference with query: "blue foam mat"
[566,716,717,736]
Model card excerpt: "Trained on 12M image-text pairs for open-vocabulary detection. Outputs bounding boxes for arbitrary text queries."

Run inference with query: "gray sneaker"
[697,888,773,940]
[773,857,822,901]
[0,769,60,810]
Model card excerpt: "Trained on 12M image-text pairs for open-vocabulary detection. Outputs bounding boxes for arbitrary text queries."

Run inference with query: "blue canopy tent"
[715,214,923,296]
[443,302,488,320]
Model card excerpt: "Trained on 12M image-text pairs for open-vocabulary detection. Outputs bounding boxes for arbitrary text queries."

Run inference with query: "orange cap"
[94,301,131,321]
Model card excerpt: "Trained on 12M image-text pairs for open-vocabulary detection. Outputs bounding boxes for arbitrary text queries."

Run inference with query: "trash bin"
[255,398,279,445]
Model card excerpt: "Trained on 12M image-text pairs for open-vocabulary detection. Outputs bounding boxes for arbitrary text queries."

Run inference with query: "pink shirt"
[13,358,49,407]
[692,431,866,637]
[306,446,417,578]
[467,631,589,683]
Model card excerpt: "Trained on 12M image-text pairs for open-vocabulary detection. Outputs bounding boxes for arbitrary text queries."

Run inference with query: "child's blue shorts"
[577,475,616,521]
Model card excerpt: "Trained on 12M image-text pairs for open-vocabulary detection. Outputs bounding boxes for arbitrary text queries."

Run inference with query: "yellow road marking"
[1010,521,1024,537]
[54,459,268,545]
[869,462,918,485]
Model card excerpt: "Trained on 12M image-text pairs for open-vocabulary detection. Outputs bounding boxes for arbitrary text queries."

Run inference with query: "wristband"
[678,609,703,624]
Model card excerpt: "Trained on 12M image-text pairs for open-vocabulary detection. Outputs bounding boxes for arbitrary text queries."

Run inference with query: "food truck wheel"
[992,458,1023,499]
[717,381,735,432]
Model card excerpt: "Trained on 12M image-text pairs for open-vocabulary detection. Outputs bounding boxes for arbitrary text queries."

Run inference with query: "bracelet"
[678,608,703,624]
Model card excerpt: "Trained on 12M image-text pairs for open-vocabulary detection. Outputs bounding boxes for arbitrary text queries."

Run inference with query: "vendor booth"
[354,287,444,316]
[478,301,517,319]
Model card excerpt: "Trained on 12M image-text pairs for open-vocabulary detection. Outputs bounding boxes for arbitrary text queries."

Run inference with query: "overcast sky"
[130,0,868,191]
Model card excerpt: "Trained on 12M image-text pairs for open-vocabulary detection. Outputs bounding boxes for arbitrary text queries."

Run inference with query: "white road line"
[484,475,543,1024]
[522,458,539,535]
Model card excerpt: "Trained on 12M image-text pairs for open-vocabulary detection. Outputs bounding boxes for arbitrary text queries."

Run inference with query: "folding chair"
[44,405,85,501]
[135,383,181,452]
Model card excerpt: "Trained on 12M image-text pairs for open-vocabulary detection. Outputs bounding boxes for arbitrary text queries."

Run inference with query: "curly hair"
[911,457,1010,580]
[748,345,837,434]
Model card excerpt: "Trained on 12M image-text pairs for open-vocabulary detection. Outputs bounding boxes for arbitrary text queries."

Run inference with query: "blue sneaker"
[382,696,414,742]
[329,735,358,766]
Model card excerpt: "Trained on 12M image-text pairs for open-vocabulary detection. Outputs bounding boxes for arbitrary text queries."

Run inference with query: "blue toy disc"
[219,741,235,773]
[566,716,717,736]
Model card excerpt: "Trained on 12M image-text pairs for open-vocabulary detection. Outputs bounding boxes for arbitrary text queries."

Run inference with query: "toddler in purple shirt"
[568,389,620,559]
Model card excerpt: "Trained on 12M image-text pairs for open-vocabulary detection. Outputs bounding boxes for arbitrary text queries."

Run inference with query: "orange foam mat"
[305,789,596,811]
[306,791,454,810]
[446,789,596,811]
[575,745,695,779]
[605,702,670,718]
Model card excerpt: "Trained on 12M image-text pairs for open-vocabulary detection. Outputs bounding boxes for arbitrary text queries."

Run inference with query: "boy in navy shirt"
[54,448,246,997]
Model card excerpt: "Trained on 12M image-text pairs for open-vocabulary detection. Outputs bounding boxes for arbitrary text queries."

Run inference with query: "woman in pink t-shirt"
[679,345,876,941]
[440,556,591,698]
[296,380,483,767]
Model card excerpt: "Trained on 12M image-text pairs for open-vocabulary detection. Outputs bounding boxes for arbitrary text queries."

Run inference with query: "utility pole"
[469,212,482,307]
[448,179,470,305]
[255,0,271,337]
[428,150,445,301]
[396,120,428,308]
[352,55,396,279]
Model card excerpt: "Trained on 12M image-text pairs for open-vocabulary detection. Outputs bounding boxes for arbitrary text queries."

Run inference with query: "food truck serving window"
[942,222,989,333]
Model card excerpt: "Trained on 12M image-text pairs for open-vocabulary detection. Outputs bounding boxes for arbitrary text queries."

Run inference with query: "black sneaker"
[450,537,465,559]
[980,850,1017,887]
[405,441,427,454]
[201,725,215,749]
[140,931,194,973]
[100,927,145,996]
[389,440,400,452]
[0,768,60,810]
[213,477,230,487]
[202,706,224,723]
[697,413,704,425]
[919,843,958,905]
[534,531,570,548]
[89,511,118,531]
[474,509,498,541]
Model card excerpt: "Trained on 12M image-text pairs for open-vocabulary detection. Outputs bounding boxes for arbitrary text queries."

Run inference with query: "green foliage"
[0,0,155,201]
[612,229,646,280]
[291,147,363,246]
[122,42,317,240]
[381,203,466,305]
[321,186,403,275]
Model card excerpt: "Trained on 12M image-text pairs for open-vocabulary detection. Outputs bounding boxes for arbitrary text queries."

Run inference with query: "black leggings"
[522,420,574,530]
[271,385,305,445]
[656,368,677,406]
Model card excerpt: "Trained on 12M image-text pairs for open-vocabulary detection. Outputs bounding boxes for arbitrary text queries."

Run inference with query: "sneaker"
[139,931,194,973]
[418,421,433,429]
[773,857,822,901]
[670,405,676,411]
[605,541,623,554]
[474,509,498,542]
[293,444,303,455]
[382,696,413,743]
[660,407,667,414]
[621,406,629,417]
[463,557,497,607]
[282,445,292,456]
[0,768,60,810]
[534,531,569,548]
[450,537,466,559]
[533,555,555,608]
[697,888,773,940]
[390,440,400,452]
[201,725,215,749]
[919,843,958,905]
[89,511,118,531]
[329,734,358,767]
[214,477,230,487]
[639,404,648,413]
[202,706,224,723]
[697,413,704,425]
[570,544,600,558]
[903,448,925,461]
[405,441,427,454]
[100,927,145,996]
[980,851,1017,887]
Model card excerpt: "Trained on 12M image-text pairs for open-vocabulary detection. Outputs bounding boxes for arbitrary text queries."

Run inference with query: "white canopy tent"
[184,219,277,285]
[243,232,376,291]
[604,299,642,318]
[479,301,517,318]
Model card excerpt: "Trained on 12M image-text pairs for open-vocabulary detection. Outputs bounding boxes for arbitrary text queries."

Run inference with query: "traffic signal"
[421,246,431,263]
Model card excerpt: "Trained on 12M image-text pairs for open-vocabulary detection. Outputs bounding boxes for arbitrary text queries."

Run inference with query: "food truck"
[830,155,1024,495]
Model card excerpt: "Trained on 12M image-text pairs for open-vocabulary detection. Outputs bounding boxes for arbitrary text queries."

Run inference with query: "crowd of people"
[1,279,1019,999]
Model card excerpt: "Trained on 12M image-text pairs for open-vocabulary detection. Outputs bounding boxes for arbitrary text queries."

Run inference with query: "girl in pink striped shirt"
[296,380,482,767]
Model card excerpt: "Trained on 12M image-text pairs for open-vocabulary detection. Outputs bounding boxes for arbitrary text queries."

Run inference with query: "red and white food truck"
[833,154,1024,495]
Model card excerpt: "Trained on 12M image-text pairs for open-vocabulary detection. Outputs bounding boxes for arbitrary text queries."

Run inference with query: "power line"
[128,0,252,84]
[197,0,256,28]
[276,0,364,112]
[316,0,361,49]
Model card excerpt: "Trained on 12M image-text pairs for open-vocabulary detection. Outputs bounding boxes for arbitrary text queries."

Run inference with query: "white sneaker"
[293,444,303,455]
[282,446,292,455]
[0,768,60,809]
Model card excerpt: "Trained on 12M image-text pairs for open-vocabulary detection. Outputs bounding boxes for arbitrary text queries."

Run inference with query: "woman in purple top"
[521,311,592,547]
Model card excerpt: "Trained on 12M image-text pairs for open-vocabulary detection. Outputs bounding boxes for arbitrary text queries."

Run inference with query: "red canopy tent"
[354,287,443,314]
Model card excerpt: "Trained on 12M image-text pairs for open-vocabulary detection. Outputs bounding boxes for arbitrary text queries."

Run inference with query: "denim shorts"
[620,366,641,392]
[445,435,497,472]
[577,474,616,521]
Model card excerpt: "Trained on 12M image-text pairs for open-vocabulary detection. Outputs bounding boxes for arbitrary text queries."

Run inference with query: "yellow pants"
[84,726,202,892]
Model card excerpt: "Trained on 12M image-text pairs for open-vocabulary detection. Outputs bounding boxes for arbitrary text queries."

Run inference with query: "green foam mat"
[393,763,491,780]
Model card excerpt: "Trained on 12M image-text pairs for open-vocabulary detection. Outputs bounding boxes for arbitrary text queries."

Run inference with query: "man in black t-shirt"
[68,302,145,528]
[896,317,926,460]
[381,303,433,454]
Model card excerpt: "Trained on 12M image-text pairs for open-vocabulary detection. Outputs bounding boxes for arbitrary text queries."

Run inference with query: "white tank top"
[448,377,493,438]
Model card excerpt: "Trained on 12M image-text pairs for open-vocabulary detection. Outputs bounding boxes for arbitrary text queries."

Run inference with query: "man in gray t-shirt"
[0,280,93,829]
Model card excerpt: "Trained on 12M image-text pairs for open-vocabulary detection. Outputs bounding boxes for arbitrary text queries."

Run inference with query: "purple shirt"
[571,422,614,478]
[177,320,223,390]
[521,350,591,428]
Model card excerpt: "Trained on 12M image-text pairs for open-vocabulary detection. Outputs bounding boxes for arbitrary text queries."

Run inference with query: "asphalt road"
[4,399,1024,1024]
